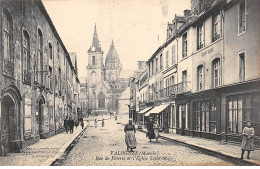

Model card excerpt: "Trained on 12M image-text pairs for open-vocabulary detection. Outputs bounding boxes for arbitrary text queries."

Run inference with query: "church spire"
[89,23,102,52]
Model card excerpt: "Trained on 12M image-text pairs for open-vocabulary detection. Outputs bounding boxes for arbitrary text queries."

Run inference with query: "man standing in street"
[68,117,75,134]
[64,116,69,134]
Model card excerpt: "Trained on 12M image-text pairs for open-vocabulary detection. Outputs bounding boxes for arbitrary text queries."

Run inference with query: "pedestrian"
[115,115,117,121]
[241,120,255,159]
[102,119,104,127]
[146,116,155,142]
[68,117,75,134]
[124,118,137,152]
[153,120,160,142]
[94,119,97,128]
[79,117,84,129]
[64,116,69,134]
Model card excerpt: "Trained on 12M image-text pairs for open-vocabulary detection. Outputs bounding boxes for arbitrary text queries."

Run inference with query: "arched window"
[37,29,43,84]
[197,65,203,91]
[92,55,96,65]
[3,9,14,77]
[98,92,105,108]
[3,9,12,61]
[49,43,52,60]
[23,30,31,84]
[23,30,30,72]
[212,58,220,87]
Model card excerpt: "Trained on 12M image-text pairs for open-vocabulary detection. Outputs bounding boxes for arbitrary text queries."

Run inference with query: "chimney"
[184,9,191,17]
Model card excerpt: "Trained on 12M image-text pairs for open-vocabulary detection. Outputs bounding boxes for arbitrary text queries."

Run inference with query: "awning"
[144,104,170,117]
[137,107,153,114]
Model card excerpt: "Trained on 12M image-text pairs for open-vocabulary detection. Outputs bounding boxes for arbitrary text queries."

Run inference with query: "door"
[1,96,15,154]
[181,105,186,135]
[36,100,43,135]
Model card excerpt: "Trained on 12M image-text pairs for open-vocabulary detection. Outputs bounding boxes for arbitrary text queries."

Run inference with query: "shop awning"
[144,104,170,117]
[137,107,153,114]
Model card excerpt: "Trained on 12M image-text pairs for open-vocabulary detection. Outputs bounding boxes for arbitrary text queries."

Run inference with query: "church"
[86,25,128,115]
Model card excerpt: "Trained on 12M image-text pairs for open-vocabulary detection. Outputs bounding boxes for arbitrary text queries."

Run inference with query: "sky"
[43,0,190,78]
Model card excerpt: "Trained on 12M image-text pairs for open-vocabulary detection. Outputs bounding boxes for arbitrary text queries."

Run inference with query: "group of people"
[124,117,255,160]
[64,116,85,134]
[124,117,160,152]
[94,119,105,128]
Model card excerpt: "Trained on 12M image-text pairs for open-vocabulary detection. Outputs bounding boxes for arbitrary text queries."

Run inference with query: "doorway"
[1,95,16,154]
[36,98,44,137]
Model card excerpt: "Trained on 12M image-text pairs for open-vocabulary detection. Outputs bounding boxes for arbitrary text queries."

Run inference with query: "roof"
[37,1,77,76]
[88,24,102,53]
[105,40,120,65]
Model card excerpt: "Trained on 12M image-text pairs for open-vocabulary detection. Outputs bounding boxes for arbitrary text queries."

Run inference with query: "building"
[133,0,260,147]
[86,25,128,115]
[0,0,80,156]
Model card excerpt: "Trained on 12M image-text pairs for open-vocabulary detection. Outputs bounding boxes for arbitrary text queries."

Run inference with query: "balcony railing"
[158,81,192,99]
[23,70,31,84]
[3,58,14,77]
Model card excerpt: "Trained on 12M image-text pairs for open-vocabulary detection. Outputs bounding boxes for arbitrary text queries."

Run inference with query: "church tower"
[86,24,104,111]
[87,24,104,88]
[105,40,122,82]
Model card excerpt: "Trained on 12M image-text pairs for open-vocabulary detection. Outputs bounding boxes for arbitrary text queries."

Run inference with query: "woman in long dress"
[146,117,155,142]
[124,118,137,152]
[241,120,255,159]
[153,120,160,142]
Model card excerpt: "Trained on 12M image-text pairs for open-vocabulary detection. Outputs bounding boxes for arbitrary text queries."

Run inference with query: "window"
[58,68,61,94]
[92,55,96,65]
[182,33,187,58]
[3,10,12,61]
[197,23,204,50]
[160,79,163,97]
[172,45,175,64]
[23,30,31,84]
[24,98,32,133]
[37,29,43,84]
[23,30,30,72]
[197,65,203,91]
[239,0,246,34]
[239,52,245,81]
[166,51,169,68]
[152,60,154,75]
[49,66,53,90]
[194,100,216,132]
[228,96,243,134]
[160,54,163,70]
[212,58,220,87]
[3,10,14,77]
[57,42,60,61]
[156,58,158,73]
[212,12,221,42]
[49,43,53,60]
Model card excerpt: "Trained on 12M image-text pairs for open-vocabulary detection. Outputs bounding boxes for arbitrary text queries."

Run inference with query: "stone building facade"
[0,0,80,156]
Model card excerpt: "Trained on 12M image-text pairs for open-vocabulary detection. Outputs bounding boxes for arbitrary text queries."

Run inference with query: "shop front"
[221,80,260,148]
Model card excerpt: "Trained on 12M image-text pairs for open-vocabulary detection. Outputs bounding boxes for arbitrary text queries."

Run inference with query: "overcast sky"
[43,0,190,78]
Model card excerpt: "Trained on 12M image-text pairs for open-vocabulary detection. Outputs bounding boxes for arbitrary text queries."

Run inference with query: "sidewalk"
[139,128,260,165]
[0,125,87,166]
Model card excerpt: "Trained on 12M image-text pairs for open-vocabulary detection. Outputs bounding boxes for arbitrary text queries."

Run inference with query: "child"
[241,120,255,159]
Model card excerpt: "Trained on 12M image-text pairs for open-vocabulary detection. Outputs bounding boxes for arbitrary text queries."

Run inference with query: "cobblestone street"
[61,118,235,166]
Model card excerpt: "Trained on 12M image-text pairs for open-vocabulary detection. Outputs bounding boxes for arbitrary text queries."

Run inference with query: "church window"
[92,55,96,65]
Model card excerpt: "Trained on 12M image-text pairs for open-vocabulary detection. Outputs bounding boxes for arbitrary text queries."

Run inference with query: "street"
[59,118,235,166]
